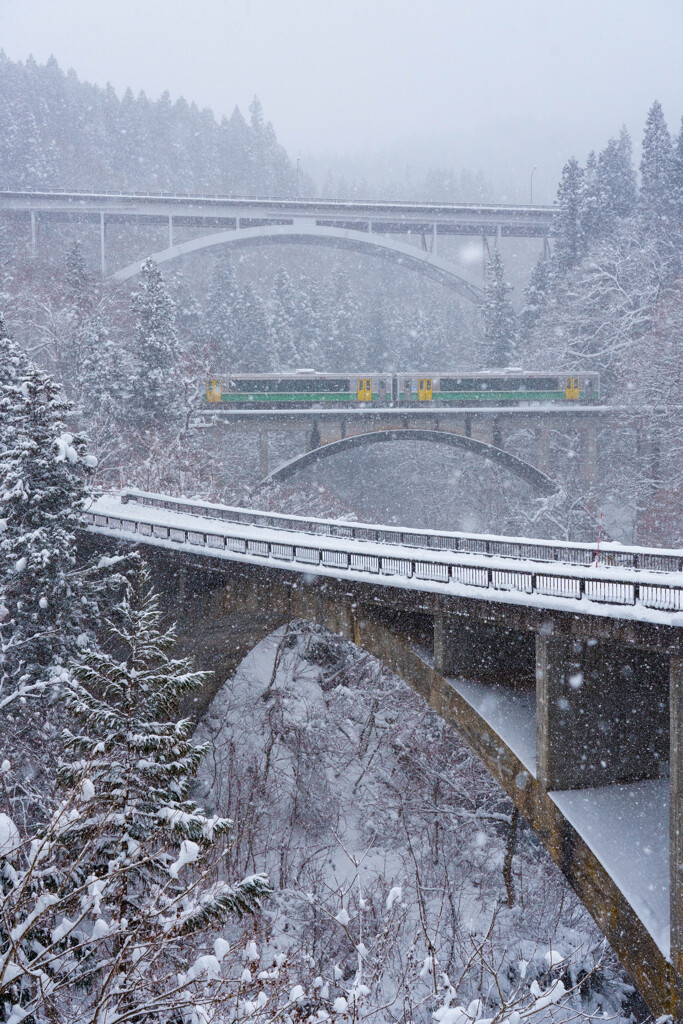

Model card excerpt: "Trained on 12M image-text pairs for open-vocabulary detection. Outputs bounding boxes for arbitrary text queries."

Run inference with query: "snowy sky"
[2,0,683,195]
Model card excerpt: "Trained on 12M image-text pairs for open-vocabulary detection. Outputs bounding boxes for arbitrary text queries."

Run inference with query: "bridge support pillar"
[307,421,321,451]
[434,612,534,687]
[100,212,106,278]
[670,656,683,994]
[535,634,668,792]
[259,431,269,477]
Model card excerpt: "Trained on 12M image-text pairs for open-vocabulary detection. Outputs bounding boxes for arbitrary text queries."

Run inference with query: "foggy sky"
[2,0,683,200]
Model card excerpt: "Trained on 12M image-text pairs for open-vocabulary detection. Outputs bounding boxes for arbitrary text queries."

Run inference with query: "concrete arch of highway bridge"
[112,224,483,302]
[260,428,560,494]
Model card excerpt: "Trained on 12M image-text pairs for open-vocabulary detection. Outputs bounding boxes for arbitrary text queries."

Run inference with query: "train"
[204,369,600,408]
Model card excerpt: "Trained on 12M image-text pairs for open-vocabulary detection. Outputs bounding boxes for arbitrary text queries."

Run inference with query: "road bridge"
[0,189,553,287]
[83,489,683,1017]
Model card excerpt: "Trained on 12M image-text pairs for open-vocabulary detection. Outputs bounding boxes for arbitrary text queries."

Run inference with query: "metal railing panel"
[322,551,349,568]
[536,575,582,599]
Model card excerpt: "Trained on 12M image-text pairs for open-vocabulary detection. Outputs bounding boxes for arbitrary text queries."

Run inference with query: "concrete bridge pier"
[535,634,669,793]
[434,610,534,688]
[259,431,269,477]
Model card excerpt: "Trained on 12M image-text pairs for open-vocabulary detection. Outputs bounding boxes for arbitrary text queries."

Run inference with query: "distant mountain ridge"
[0,51,297,195]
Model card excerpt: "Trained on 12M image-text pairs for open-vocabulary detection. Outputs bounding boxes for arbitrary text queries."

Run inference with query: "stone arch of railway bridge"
[82,533,683,1018]
[201,406,623,492]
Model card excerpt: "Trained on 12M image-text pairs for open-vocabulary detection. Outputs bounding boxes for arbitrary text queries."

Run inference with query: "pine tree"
[640,100,675,228]
[203,254,241,367]
[673,116,683,219]
[0,334,124,812]
[0,565,271,1023]
[327,271,361,370]
[552,157,585,276]
[128,258,180,430]
[235,283,272,371]
[270,268,299,370]
[579,151,601,247]
[482,249,517,367]
[519,254,552,341]
[596,127,637,227]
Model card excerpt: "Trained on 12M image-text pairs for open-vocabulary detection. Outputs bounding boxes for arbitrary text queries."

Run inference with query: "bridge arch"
[112,224,483,302]
[260,428,560,494]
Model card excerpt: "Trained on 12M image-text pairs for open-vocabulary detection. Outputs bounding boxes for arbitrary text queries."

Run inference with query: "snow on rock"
[0,813,20,858]
[168,839,200,877]
[386,885,402,909]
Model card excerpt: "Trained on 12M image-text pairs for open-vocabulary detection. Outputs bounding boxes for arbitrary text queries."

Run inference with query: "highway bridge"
[0,189,554,291]
[84,488,683,1017]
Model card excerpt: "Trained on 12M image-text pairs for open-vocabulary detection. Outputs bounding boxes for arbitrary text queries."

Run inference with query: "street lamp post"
[530,166,537,206]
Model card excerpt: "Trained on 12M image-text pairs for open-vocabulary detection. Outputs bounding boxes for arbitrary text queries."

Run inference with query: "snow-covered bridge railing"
[118,489,683,573]
[85,492,683,621]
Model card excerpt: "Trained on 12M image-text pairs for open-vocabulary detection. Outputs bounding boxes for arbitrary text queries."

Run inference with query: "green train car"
[205,369,600,408]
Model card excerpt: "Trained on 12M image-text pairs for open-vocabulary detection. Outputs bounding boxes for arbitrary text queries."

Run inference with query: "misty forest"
[1,24,683,1024]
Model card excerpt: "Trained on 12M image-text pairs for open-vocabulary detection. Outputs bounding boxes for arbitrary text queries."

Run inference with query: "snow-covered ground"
[193,625,633,1021]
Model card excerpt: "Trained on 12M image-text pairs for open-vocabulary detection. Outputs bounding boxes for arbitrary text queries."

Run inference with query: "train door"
[207,380,222,402]
[357,377,373,401]
[565,376,580,400]
[418,378,433,401]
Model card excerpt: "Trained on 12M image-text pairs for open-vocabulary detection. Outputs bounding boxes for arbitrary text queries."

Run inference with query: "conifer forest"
[1,6,683,1023]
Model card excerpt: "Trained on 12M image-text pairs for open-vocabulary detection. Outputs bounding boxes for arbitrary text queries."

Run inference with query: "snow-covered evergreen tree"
[596,127,637,228]
[0,565,270,1023]
[270,268,299,369]
[327,271,361,370]
[203,253,241,367]
[640,100,675,229]
[552,157,585,276]
[482,249,516,367]
[0,356,99,706]
[235,283,272,371]
[519,254,552,342]
[128,258,180,430]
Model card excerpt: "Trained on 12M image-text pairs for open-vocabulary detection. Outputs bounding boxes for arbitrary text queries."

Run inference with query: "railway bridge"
[198,402,630,491]
[0,189,554,293]
[83,489,683,1017]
